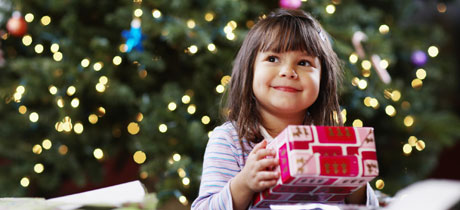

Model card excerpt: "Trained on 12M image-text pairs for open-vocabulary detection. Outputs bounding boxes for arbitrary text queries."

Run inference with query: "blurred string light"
[385,105,396,117]
[168,102,177,111]
[134,8,143,17]
[133,151,146,164]
[57,97,64,108]
[34,163,44,173]
[182,95,191,104]
[201,116,210,124]
[437,3,447,13]
[42,139,52,150]
[207,43,216,52]
[128,122,140,135]
[379,24,390,34]
[58,145,68,155]
[67,86,76,96]
[404,115,414,127]
[325,4,336,14]
[411,78,423,89]
[352,119,363,127]
[32,144,42,154]
[428,46,439,57]
[88,114,98,124]
[361,60,371,70]
[208,131,213,138]
[221,75,231,86]
[25,13,34,22]
[187,19,196,29]
[416,68,427,80]
[403,143,412,155]
[113,56,122,65]
[93,148,104,159]
[74,122,84,134]
[159,124,167,133]
[187,104,196,114]
[152,9,161,18]
[34,44,44,54]
[81,58,90,67]
[177,168,186,177]
[29,112,39,122]
[179,195,188,205]
[20,177,30,187]
[40,16,51,25]
[216,84,225,93]
[173,153,181,161]
[408,136,417,146]
[375,179,384,190]
[93,62,103,71]
[53,52,63,61]
[349,53,358,64]
[22,35,32,46]
[50,43,59,53]
[136,113,143,122]
[140,171,148,179]
[18,105,27,114]
[224,20,237,41]
[204,12,214,22]
[49,86,58,95]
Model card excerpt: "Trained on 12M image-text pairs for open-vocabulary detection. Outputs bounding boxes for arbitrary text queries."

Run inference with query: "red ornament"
[279,0,302,9]
[6,12,27,37]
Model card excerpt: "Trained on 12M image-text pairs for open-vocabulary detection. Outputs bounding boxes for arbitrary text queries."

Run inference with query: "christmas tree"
[0,0,459,208]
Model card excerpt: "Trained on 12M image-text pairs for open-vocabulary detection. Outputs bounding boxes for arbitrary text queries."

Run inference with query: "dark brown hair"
[225,9,343,148]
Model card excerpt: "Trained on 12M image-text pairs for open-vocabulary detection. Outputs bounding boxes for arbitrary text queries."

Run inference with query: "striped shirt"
[191,122,379,210]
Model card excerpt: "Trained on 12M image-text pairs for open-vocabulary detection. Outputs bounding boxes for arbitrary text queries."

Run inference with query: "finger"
[256,171,280,181]
[250,139,267,155]
[256,158,279,170]
[255,148,277,160]
[256,180,278,191]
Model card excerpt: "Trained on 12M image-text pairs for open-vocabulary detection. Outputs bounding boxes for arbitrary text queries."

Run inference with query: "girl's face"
[252,50,321,121]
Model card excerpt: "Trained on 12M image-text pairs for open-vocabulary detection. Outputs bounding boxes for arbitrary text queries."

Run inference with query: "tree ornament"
[6,11,27,37]
[279,0,302,9]
[411,50,427,66]
[371,54,391,84]
[122,18,145,52]
[352,31,368,59]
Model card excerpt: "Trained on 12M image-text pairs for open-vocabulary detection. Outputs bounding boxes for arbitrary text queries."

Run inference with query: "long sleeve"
[191,122,246,210]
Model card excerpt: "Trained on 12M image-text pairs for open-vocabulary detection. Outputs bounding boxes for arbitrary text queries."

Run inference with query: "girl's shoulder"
[210,121,238,140]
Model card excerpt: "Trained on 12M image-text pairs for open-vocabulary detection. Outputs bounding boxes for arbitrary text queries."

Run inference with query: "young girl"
[192,9,378,210]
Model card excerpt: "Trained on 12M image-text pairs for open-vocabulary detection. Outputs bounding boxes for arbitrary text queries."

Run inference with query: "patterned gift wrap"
[252,126,379,208]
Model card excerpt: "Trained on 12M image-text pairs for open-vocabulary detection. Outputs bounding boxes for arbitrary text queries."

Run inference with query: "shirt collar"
[259,125,274,143]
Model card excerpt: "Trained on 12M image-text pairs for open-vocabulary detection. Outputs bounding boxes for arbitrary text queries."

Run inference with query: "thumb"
[251,139,267,154]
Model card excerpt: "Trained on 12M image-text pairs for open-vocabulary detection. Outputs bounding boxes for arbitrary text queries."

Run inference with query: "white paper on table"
[385,179,460,210]
[46,180,146,210]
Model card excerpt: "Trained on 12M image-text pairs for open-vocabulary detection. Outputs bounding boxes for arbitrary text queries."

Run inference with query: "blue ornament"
[411,50,427,66]
[122,19,145,52]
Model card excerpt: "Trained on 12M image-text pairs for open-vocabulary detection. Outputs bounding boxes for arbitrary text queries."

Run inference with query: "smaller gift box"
[252,126,378,209]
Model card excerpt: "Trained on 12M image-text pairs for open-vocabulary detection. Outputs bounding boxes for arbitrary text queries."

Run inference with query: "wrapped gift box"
[252,126,378,208]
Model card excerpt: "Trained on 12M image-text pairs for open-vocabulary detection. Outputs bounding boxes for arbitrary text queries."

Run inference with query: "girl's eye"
[298,60,311,66]
[268,56,278,62]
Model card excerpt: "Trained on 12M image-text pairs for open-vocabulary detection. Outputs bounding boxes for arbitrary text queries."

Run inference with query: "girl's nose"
[279,67,298,79]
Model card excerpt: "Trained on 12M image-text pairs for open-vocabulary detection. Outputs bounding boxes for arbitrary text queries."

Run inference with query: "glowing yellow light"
[379,25,390,34]
[134,8,143,17]
[375,179,384,190]
[403,144,412,155]
[119,44,127,52]
[13,92,22,102]
[361,60,372,70]
[40,16,51,25]
[201,116,211,124]
[93,148,104,159]
[325,4,336,14]
[216,84,225,93]
[178,168,186,177]
[95,83,106,92]
[88,114,98,124]
[228,21,237,30]
[416,68,427,80]
[70,98,79,108]
[385,105,396,117]
[411,79,423,89]
[140,171,148,179]
[136,113,143,122]
[204,12,214,22]
[352,119,363,127]
[208,131,213,138]
[391,90,401,101]
[179,196,188,205]
[34,163,44,173]
[65,86,76,96]
[362,69,371,77]
[370,98,379,109]
[34,44,44,54]
[20,177,30,187]
[16,85,25,94]
[128,122,140,135]
[415,140,426,151]
[32,144,42,154]
[19,105,27,114]
[187,104,196,114]
[73,122,84,134]
[404,115,414,127]
[152,9,162,18]
[50,43,59,53]
[188,45,198,54]
[182,177,190,185]
[428,46,439,57]
[341,109,347,123]
[112,56,122,65]
[29,112,39,122]
[57,98,64,108]
[22,35,32,46]
[408,136,417,146]
[182,95,191,104]
[93,62,103,71]
[226,32,235,40]
[133,151,147,164]
[349,53,358,64]
[173,153,181,161]
[363,97,372,107]
[81,58,90,67]
[358,79,368,90]
[53,52,63,61]
[42,139,52,150]
[224,25,233,34]
[351,77,360,86]
[380,59,389,69]
[437,3,447,13]
[221,75,231,86]
[49,85,58,95]
[168,102,177,111]
[159,124,168,133]
[25,13,34,22]
[187,19,196,29]
[207,43,216,52]
[98,76,108,85]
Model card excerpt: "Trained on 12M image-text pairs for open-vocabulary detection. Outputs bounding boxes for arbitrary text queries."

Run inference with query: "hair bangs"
[258,17,323,57]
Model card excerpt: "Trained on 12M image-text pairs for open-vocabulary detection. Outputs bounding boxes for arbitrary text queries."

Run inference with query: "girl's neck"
[260,110,306,138]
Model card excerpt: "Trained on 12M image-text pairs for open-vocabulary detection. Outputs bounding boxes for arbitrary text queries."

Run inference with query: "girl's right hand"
[240,139,280,192]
